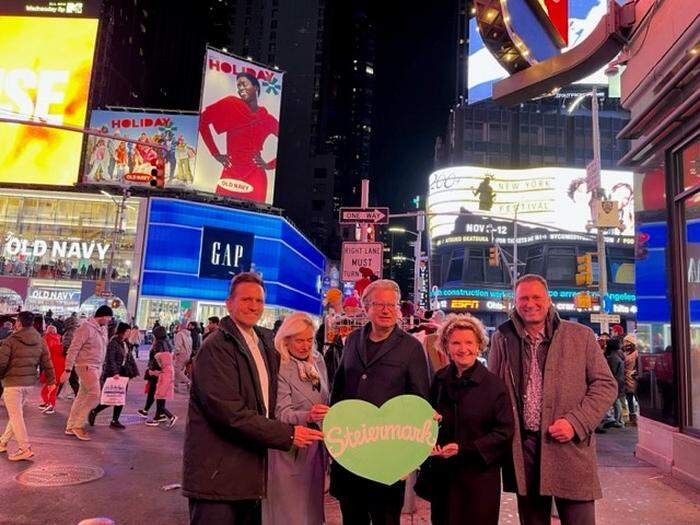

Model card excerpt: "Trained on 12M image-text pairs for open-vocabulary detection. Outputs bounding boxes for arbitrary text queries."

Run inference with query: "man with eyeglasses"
[330,279,430,525]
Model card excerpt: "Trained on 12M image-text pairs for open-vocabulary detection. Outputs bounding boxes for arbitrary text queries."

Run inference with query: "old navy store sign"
[141,198,325,315]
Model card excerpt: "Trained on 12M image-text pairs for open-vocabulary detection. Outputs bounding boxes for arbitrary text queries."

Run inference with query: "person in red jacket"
[198,72,279,202]
[39,325,65,415]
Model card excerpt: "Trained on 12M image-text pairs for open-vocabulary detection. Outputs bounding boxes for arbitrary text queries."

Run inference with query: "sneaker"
[8,448,34,462]
[42,406,55,415]
[65,429,74,435]
[153,415,168,423]
[110,421,126,430]
[145,419,161,427]
[137,409,149,418]
[71,428,91,441]
[0,441,7,453]
[168,415,178,429]
[38,403,49,410]
[88,409,97,427]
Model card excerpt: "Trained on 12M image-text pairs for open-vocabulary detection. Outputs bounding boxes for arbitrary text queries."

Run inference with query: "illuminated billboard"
[0,15,98,185]
[194,49,283,205]
[83,110,199,188]
[427,166,634,240]
[468,0,611,103]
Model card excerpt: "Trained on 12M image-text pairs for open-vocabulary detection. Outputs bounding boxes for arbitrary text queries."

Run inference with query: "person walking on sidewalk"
[89,322,138,430]
[138,325,171,418]
[622,334,639,426]
[61,305,113,441]
[0,311,56,461]
[145,345,177,428]
[127,324,143,359]
[182,272,324,524]
[488,274,617,525]
[173,323,192,394]
[39,325,64,415]
[61,314,81,398]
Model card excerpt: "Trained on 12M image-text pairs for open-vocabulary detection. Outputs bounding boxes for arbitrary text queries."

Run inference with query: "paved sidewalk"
[1,374,700,524]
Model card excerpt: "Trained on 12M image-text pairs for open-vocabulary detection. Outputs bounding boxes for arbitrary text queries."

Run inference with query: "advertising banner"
[83,110,199,188]
[427,166,634,240]
[468,0,611,103]
[194,49,283,204]
[0,15,98,185]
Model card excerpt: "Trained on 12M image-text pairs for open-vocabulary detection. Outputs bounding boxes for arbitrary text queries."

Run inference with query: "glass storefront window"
[635,165,678,426]
[0,190,138,284]
[682,136,700,430]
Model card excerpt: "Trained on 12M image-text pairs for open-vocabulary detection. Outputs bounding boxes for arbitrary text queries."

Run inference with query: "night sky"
[370,1,456,213]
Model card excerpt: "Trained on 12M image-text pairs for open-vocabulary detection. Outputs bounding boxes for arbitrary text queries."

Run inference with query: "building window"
[545,247,576,283]
[465,248,484,282]
[445,248,464,283]
[680,135,700,430]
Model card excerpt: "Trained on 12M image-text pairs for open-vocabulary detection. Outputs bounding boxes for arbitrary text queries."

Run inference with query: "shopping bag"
[100,376,129,406]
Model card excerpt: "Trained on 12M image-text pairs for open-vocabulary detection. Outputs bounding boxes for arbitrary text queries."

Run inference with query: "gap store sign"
[141,198,325,315]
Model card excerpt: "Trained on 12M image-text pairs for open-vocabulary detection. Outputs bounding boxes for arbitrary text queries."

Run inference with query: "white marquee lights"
[427,166,634,240]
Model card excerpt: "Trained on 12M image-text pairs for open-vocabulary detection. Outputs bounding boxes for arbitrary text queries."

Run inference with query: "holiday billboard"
[194,49,283,205]
[0,15,98,185]
[83,110,199,188]
[427,166,634,240]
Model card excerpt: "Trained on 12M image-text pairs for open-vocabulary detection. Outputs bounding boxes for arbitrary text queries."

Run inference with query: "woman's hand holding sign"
[431,443,459,458]
[293,426,324,448]
[307,404,330,424]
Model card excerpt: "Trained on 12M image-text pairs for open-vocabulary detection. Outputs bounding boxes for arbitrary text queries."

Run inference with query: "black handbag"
[414,457,436,501]
[414,381,445,502]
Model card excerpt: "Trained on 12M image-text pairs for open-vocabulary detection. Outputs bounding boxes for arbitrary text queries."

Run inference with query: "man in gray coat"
[0,311,56,461]
[489,274,617,525]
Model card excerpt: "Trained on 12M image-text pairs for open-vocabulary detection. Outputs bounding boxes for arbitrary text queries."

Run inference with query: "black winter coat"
[101,336,127,379]
[182,316,294,501]
[330,323,431,497]
[427,361,514,525]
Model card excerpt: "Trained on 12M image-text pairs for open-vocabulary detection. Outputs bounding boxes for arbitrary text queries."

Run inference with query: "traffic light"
[149,168,159,188]
[576,253,593,286]
[635,232,650,260]
[488,245,500,267]
[573,292,592,309]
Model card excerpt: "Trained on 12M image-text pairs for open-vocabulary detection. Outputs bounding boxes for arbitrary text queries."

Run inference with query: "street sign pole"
[591,86,610,334]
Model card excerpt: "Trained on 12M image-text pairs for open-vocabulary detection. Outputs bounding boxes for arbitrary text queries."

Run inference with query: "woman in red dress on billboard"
[198,72,279,202]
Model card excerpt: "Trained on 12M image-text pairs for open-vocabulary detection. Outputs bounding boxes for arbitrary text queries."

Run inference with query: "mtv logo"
[66,2,84,14]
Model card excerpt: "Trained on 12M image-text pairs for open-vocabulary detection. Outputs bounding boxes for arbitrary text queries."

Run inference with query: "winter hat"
[343,296,360,309]
[623,333,637,346]
[324,288,342,305]
[94,305,113,318]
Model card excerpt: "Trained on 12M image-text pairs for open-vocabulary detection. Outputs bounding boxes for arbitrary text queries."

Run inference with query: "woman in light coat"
[263,313,330,525]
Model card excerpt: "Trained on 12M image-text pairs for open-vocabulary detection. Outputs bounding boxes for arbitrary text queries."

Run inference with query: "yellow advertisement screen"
[0,16,98,185]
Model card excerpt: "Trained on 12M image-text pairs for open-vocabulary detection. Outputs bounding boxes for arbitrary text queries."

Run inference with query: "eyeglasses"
[368,302,399,310]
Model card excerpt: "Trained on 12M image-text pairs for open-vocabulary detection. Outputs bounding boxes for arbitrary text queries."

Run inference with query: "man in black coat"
[182,272,323,525]
[330,279,430,525]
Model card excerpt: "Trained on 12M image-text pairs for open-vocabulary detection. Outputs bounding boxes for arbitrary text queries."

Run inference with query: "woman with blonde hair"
[262,312,330,525]
[417,314,514,525]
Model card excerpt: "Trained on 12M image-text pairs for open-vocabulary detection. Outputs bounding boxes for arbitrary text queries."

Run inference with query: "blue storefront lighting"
[140,198,325,315]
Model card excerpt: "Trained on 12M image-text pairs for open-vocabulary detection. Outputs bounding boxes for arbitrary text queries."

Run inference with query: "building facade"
[617,0,700,489]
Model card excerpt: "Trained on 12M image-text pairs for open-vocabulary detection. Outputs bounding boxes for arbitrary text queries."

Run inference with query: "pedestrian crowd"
[0,271,641,525]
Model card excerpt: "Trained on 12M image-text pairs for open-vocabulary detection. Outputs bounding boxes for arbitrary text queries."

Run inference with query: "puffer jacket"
[0,327,56,387]
[62,315,80,354]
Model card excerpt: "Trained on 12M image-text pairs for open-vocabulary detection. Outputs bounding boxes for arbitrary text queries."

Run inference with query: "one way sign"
[339,207,389,225]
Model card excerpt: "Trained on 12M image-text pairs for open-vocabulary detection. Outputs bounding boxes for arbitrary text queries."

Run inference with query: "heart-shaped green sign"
[323,395,438,485]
